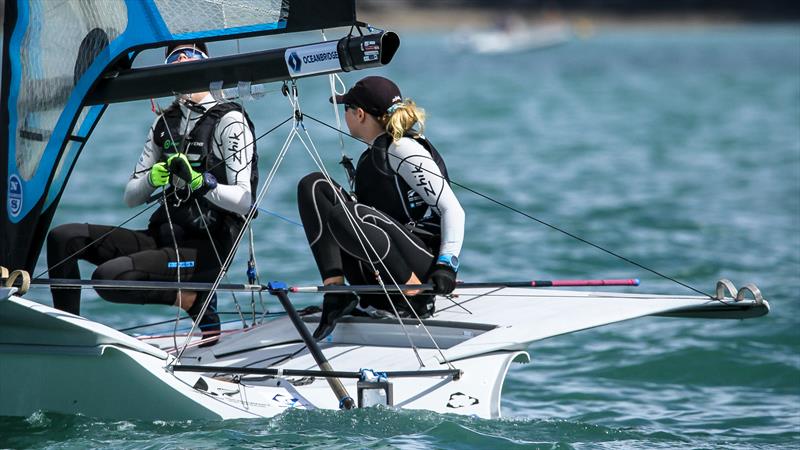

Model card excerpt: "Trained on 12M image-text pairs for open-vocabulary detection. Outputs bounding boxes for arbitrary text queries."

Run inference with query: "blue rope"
[258,206,303,227]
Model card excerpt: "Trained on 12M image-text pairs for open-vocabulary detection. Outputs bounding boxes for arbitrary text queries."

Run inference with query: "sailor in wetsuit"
[46,42,257,346]
[297,76,465,339]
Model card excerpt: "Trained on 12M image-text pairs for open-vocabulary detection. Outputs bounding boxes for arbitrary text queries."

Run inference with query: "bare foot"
[404,273,422,296]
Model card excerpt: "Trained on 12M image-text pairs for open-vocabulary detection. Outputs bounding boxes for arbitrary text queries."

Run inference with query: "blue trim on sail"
[43,140,82,210]
[7,48,113,223]
[5,0,29,221]
[4,0,348,223]
[127,0,172,44]
[174,21,287,40]
[43,105,105,210]
[6,0,173,223]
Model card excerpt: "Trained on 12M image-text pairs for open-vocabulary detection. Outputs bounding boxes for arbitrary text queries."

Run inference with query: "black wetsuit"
[47,99,256,315]
[297,133,464,314]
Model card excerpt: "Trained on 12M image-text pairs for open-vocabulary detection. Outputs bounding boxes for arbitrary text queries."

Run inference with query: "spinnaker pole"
[266,281,355,410]
[172,365,461,380]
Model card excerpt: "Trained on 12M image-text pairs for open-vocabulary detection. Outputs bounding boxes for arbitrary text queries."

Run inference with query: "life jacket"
[148,101,258,246]
[354,133,449,246]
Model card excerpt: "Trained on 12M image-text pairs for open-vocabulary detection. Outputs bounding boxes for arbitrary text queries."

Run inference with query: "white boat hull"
[0,285,768,420]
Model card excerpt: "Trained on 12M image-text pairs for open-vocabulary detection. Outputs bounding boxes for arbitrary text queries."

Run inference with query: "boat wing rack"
[170,364,462,381]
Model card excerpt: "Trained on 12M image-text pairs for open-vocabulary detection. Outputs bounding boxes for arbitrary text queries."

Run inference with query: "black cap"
[164,41,208,58]
[331,76,402,117]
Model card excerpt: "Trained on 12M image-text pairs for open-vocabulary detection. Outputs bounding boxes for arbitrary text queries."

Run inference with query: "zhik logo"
[287,52,302,72]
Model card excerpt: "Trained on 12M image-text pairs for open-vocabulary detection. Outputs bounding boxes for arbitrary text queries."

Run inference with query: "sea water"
[2,25,798,449]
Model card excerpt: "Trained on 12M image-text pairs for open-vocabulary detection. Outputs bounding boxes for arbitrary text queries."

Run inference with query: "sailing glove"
[429,265,457,295]
[148,162,170,187]
[167,153,216,193]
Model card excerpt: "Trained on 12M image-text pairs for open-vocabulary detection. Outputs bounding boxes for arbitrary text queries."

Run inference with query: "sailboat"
[452,20,572,55]
[0,0,769,421]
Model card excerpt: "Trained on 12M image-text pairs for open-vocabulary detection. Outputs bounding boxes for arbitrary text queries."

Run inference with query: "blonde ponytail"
[381,99,425,142]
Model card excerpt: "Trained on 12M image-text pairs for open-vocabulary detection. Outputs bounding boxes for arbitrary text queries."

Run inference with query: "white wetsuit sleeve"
[203,110,254,215]
[123,117,161,207]
[388,137,465,258]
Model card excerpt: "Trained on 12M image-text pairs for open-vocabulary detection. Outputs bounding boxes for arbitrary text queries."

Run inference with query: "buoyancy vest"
[354,133,449,238]
[148,101,258,245]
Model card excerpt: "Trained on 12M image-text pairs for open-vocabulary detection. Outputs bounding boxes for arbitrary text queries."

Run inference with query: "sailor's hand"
[167,153,204,191]
[429,265,457,295]
[148,162,170,187]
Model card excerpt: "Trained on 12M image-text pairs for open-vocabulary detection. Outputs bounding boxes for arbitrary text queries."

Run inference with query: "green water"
[3,25,799,449]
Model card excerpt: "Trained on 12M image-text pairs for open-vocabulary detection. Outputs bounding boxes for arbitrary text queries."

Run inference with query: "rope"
[294,109,454,369]
[295,122,426,366]
[157,104,191,354]
[36,114,292,283]
[172,130,292,360]
[173,93,299,362]
[119,311,287,333]
[34,203,159,279]
[194,199,247,328]
[248,227,268,325]
[302,113,714,300]
[322,29,352,189]
[4,269,31,295]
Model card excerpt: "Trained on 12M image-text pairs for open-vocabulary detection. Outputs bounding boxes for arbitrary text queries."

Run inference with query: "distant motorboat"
[454,22,572,55]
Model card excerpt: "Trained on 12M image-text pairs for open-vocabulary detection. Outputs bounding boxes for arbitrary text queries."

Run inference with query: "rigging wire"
[172,89,301,362]
[256,206,302,227]
[163,191,183,353]
[118,311,288,333]
[301,112,715,300]
[35,63,718,370]
[194,199,247,327]
[37,104,294,355]
[247,227,262,326]
[36,114,293,280]
[284,86,428,361]
[165,85,257,331]
[34,202,159,279]
[157,98,196,353]
[292,115,427,367]
[290,93,454,369]
[321,29,354,191]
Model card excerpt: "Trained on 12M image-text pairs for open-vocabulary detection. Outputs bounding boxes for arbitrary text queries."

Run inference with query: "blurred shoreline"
[357,7,800,31]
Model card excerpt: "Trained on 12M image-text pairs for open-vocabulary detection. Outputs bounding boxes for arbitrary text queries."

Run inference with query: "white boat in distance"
[452,21,572,54]
[0,0,768,421]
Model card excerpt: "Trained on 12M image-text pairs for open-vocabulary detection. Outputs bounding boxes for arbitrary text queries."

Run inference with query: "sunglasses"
[344,103,358,111]
[165,47,208,64]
